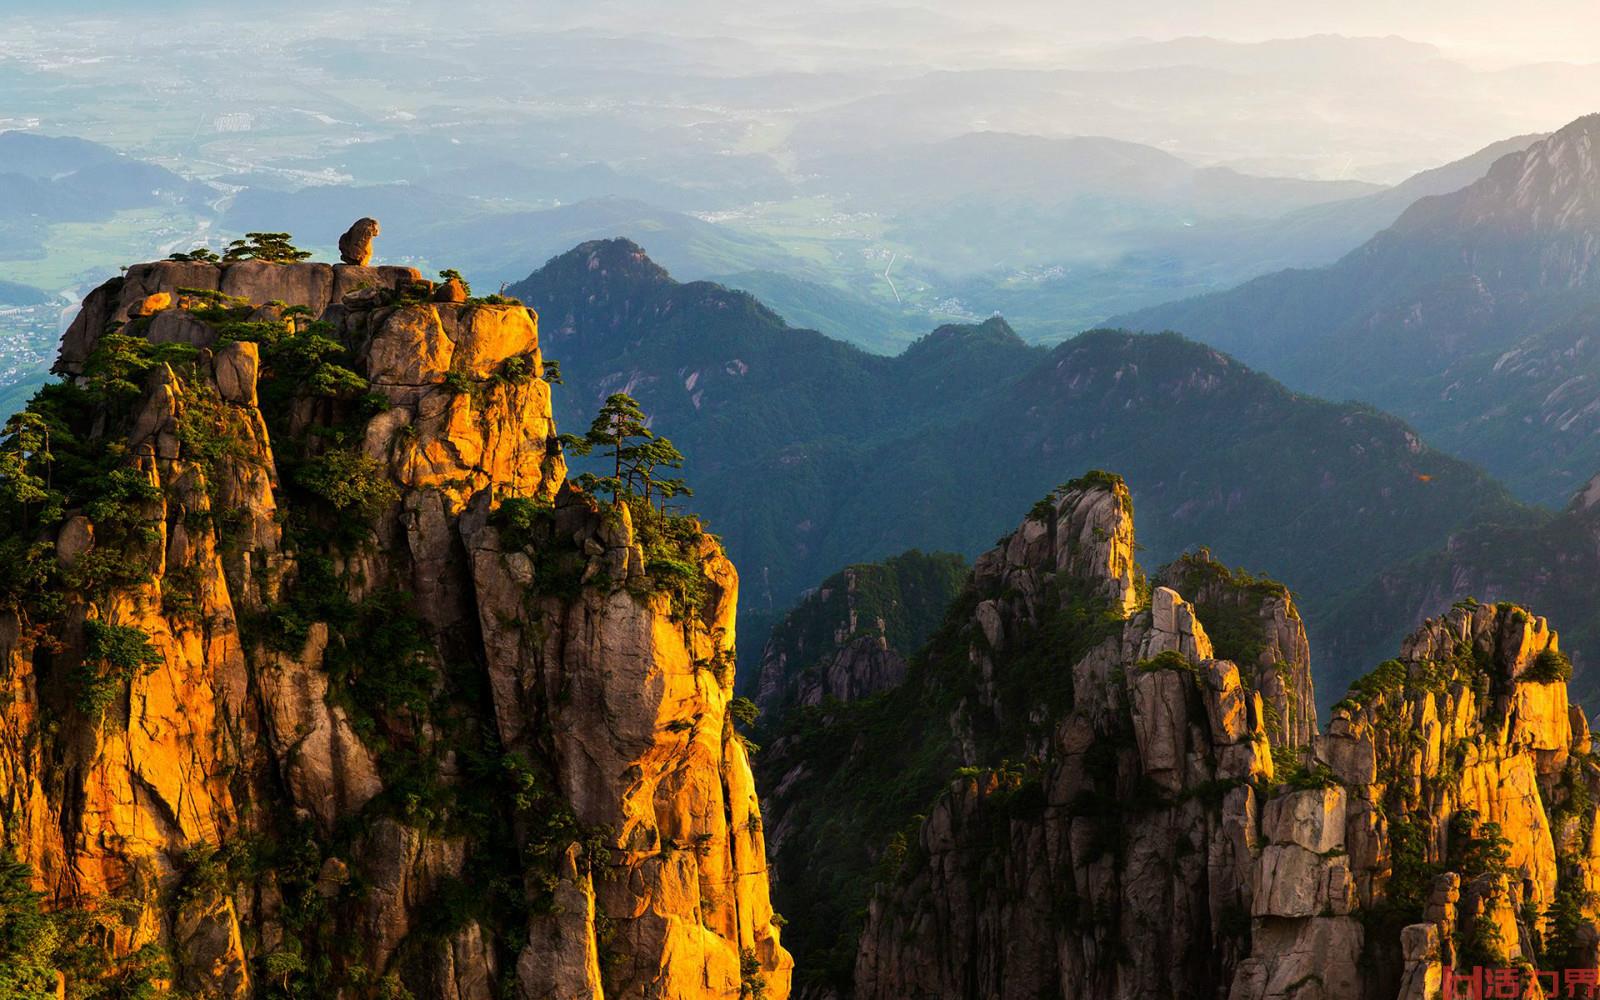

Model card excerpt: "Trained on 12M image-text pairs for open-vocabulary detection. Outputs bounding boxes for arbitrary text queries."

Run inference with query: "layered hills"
[1118,113,1600,505]
[507,239,1528,677]
[187,111,1555,356]
[0,131,211,261]
[799,131,1539,339]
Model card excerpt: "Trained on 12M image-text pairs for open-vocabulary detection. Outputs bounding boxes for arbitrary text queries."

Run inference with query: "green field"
[0,207,213,293]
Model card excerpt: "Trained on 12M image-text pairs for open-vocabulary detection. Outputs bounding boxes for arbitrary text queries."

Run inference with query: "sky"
[933,0,1600,64]
[0,0,1594,183]
[0,0,1595,67]
[3,0,1598,64]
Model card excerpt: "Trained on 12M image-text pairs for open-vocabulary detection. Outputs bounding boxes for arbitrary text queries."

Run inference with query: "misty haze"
[4,2,1600,998]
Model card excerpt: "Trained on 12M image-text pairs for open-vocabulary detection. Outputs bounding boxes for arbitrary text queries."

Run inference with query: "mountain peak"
[545,236,673,284]
[1393,110,1600,236]
[902,315,1023,356]
[1497,111,1600,219]
[507,238,680,344]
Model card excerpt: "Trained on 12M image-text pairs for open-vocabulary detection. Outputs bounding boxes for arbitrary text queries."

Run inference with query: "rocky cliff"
[1156,549,1317,750]
[759,473,1600,999]
[0,255,790,997]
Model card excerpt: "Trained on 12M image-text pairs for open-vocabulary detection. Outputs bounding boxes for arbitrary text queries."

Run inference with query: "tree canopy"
[222,232,312,263]
[565,392,691,509]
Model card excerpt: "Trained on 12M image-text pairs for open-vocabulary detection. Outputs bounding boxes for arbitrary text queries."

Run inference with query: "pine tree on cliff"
[0,410,53,533]
[221,232,312,263]
[567,391,643,501]
[565,391,690,508]
[0,850,61,997]
[634,434,691,508]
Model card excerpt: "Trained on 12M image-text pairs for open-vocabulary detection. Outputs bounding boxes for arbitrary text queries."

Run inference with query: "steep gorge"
[0,257,790,997]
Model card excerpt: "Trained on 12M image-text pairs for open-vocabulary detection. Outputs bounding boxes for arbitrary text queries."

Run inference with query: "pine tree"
[564,393,694,512]
[438,268,472,296]
[0,411,55,532]
[580,393,649,503]
[635,435,691,507]
[167,247,220,262]
[222,232,312,263]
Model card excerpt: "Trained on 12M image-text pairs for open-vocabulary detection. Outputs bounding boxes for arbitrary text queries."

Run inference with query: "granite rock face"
[759,475,1600,1000]
[56,257,423,376]
[1157,547,1318,750]
[850,478,1296,1000]
[1,257,790,997]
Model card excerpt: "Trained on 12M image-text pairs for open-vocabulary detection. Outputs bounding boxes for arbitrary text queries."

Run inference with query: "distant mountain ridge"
[1191,131,1548,277]
[1391,113,1600,236]
[0,131,212,258]
[809,127,1545,341]
[810,131,1382,217]
[1065,33,1451,75]
[219,126,1543,357]
[0,279,48,305]
[1116,112,1600,505]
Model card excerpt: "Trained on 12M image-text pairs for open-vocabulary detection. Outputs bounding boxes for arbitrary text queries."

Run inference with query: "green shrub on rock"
[76,619,163,716]
[1526,648,1572,683]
